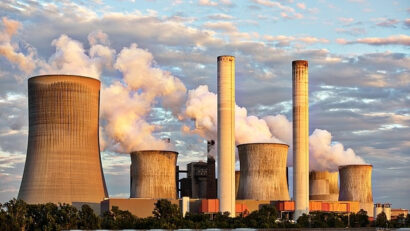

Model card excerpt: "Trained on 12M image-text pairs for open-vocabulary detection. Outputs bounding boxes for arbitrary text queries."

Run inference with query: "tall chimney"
[292,60,309,219]
[217,55,235,217]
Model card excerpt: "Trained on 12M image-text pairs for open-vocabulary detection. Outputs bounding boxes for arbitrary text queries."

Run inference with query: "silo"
[292,60,309,219]
[217,55,236,216]
[18,75,108,204]
[130,150,178,199]
[237,143,290,201]
[309,171,339,201]
[339,164,374,217]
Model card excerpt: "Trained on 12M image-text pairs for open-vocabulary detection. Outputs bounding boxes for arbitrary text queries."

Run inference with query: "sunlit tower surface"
[18,75,108,204]
[217,55,236,217]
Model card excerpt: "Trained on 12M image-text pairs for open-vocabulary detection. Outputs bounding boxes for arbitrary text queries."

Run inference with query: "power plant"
[309,171,339,201]
[339,164,374,217]
[292,60,309,219]
[130,150,178,199]
[18,75,108,204]
[217,55,236,216]
[16,59,382,221]
[237,143,290,201]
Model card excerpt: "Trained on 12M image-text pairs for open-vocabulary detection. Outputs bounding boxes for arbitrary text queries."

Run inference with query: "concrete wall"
[18,75,108,204]
[237,143,290,201]
[339,165,374,217]
[292,60,309,219]
[217,55,236,216]
[309,171,339,201]
[130,150,178,199]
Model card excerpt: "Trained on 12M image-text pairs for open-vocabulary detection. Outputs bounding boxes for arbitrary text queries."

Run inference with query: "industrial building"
[374,203,391,220]
[18,60,382,222]
[18,75,108,205]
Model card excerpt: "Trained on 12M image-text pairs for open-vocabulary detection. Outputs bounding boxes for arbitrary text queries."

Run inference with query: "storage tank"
[237,143,290,200]
[18,75,108,204]
[130,150,178,199]
[309,171,339,201]
[339,164,374,217]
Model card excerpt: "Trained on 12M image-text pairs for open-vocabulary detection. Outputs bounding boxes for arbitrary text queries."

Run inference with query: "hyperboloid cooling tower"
[339,164,374,217]
[130,150,178,199]
[217,55,236,216]
[18,75,108,204]
[237,143,290,201]
[309,171,339,201]
[292,60,309,218]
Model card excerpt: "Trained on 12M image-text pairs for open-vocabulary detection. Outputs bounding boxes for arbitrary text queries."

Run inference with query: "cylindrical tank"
[309,171,339,201]
[130,150,178,199]
[18,75,108,204]
[292,60,309,219]
[217,55,236,216]
[339,164,374,217]
[237,143,290,201]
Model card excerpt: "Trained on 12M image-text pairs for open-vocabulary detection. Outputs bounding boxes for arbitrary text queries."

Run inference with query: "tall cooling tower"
[18,75,108,204]
[309,171,339,201]
[339,164,374,217]
[217,55,235,216]
[292,60,309,219]
[130,150,178,199]
[237,143,290,201]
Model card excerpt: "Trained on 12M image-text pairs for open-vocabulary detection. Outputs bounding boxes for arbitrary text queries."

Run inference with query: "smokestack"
[339,164,374,217]
[18,75,108,204]
[237,143,290,201]
[217,55,235,217]
[130,150,178,199]
[309,171,339,201]
[292,60,309,219]
[207,140,215,154]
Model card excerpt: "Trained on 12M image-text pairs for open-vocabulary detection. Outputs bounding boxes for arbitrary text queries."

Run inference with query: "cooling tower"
[237,143,290,201]
[339,164,374,217]
[217,55,236,216]
[292,60,309,219]
[18,75,108,204]
[130,150,178,199]
[309,171,339,201]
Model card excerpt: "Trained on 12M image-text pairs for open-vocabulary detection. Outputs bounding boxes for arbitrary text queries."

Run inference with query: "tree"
[244,205,278,228]
[375,211,389,228]
[78,204,100,229]
[57,203,79,230]
[3,198,28,230]
[406,214,410,227]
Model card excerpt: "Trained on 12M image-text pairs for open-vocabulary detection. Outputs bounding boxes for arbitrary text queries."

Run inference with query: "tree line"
[1,198,409,230]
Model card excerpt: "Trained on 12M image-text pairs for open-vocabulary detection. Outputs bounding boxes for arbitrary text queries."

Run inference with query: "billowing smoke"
[181,85,289,147]
[181,85,366,170]
[100,43,187,153]
[0,17,35,74]
[309,129,366,171]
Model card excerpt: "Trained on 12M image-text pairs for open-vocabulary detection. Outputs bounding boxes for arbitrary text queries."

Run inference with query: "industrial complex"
[17,57,405,222]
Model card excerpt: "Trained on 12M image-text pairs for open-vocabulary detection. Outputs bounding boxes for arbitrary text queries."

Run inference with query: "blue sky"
[0,0,409,210]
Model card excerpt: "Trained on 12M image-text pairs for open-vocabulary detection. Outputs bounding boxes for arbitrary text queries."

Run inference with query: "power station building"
[18,75,108,205]
[17,60,378,221]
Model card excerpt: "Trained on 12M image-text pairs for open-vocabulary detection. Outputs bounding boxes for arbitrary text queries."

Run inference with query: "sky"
[0,0,409,210]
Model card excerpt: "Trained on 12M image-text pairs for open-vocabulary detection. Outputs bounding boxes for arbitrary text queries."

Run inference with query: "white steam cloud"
[0,17,36,74]
[181,85,366,171]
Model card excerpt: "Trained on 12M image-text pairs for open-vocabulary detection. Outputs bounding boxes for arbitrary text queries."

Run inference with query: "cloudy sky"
[0,0,409,210]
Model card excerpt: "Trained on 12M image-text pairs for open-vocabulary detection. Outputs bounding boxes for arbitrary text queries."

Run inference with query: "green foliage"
[78,204,100,229]
[349,209,370,227]
[243,205,279,228]
[375,211,389,227]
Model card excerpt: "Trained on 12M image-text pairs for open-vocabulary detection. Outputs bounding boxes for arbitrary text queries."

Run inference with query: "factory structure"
[17,58,402,221]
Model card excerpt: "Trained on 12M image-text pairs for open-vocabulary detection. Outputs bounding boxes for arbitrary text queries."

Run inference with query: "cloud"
[335,27,366,36]
[341,35,410,46]
[338,17,354,24]
[207,13,234,20]
[264,35,329,47]
[296,2,306,9]
[404,18,410,28]
[0,17,36,74]
[374,18,400,28]
[198,0,218,6]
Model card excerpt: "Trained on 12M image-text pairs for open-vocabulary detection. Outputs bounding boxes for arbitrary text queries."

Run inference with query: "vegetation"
[1,198,410,230]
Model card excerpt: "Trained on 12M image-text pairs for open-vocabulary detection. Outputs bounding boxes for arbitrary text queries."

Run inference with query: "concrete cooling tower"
[237,143,290,201]
[18,75,108,204]
[130,150,178,199]
[339,164,374,217]
[309,171,339,201]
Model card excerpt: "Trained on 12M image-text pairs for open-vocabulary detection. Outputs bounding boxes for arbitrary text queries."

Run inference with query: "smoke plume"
[0,17,35,74]
[309,129,366,171]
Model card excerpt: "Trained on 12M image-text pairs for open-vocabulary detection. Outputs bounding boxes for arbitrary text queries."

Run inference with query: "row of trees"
[1,198,410,230]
